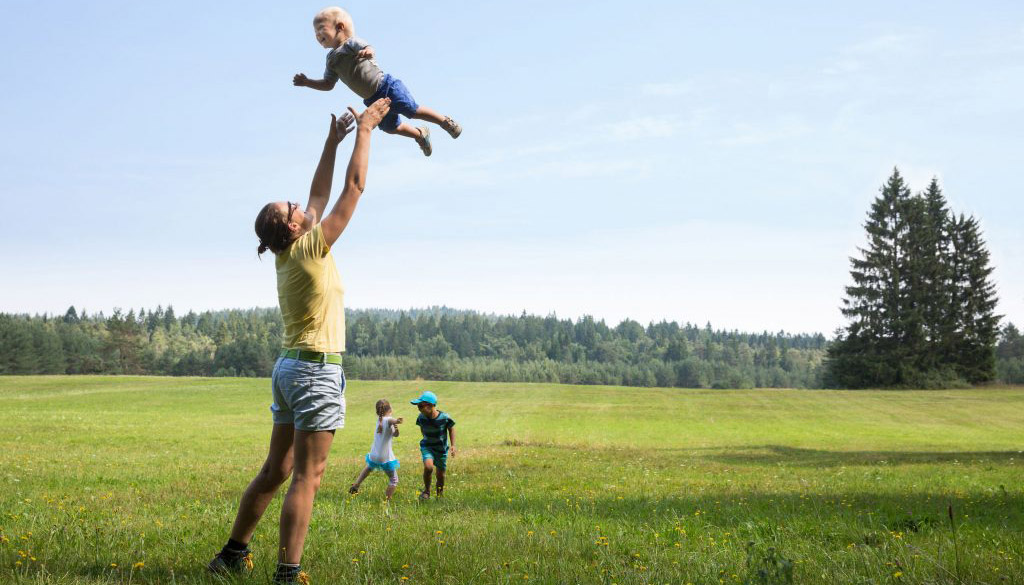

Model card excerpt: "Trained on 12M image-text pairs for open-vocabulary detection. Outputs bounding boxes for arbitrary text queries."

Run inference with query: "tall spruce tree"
[828,168,914,386]
[918,179,955,373]
[949,214,1001,382]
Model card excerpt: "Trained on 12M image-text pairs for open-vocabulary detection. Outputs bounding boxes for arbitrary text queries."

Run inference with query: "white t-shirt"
[369,416,397,463]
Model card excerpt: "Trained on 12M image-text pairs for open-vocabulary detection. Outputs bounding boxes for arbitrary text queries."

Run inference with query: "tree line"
[0,305,826,388]
[1,303,1021,387]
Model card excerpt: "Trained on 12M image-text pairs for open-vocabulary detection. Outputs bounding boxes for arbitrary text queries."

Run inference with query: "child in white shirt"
[349,399,403,501]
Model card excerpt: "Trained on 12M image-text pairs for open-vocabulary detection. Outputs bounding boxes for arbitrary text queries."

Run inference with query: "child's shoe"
[348,484,359,495]
[418,490,430,501]
[415,126,432,156]
[441,116,462,139]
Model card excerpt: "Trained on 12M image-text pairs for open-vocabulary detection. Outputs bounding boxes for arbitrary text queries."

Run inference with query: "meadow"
[1,376,1022,584]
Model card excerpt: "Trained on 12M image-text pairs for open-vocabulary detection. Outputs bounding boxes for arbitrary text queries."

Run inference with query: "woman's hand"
[347,97,391,132]
[327,111,355,146]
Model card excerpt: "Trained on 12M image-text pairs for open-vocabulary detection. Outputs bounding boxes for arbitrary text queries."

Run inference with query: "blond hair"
[314,7,354,37]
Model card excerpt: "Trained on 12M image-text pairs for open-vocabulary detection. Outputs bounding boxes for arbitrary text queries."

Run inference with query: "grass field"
[2,376,1023,584]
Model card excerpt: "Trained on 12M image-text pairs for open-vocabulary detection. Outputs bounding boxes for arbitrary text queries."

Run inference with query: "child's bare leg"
[388,123,422,140]
[421,458,434,497]
[349,466,372,494]
[392,123,432,156]
[409,107,461,139]
[408,106,447,126]
[435,467,446,497]
[384,470,399,501]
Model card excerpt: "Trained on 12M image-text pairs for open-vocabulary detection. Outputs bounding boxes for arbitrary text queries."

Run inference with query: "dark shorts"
[363,73,419,133]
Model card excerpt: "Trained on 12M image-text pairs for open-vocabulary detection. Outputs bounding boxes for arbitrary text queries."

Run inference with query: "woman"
[208,97,391,585]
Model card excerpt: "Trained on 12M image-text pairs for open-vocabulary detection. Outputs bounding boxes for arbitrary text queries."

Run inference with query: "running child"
[294,7,462,157]
[410,391,456,500]
[348,399,403,501]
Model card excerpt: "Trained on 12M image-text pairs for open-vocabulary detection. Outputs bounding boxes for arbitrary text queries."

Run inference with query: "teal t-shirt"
[416,412,455,449]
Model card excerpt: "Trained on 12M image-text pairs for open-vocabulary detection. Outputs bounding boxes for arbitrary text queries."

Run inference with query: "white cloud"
[717,117,813,146]
[604,115,689,141]
[641,81,694,97]
[823,31,928,76]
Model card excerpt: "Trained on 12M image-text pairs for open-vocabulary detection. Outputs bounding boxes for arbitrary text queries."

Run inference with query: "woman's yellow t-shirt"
[276,224,345,352]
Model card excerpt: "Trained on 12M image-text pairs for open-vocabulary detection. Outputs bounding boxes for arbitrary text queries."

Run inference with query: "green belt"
[279,349,343,365]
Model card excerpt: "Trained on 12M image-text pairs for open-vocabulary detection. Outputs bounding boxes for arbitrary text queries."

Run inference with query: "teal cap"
[410,391,437,405]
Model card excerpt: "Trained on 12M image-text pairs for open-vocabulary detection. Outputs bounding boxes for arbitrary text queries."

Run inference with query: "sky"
[1,1,1022,334]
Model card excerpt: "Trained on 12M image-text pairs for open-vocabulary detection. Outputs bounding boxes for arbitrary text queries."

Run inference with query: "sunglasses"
[286,202,297,224]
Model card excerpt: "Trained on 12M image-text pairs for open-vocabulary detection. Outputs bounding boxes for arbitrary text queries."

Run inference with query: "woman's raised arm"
[320,97,391,248]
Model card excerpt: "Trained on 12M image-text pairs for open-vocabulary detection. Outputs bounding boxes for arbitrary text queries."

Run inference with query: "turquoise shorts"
[365,454,399,472]
[420,444,448,470]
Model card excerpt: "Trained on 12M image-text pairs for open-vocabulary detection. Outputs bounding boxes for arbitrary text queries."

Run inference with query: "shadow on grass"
[53,561,234,584]
[497,440,1023,467]
[443,488,1024,531]
[697,445,1024,467]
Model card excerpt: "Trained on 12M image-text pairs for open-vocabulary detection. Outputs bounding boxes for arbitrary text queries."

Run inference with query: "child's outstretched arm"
[390,417,403,436]
[448,427,457,457]
[294,73,337,91]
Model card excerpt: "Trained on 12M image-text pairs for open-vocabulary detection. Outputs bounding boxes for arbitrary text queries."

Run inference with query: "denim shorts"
[363,73,419,133]
[269,356,345,431]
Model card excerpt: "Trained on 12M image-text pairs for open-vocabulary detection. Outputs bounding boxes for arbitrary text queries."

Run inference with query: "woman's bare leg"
[229,424,295,543]
[278,429,335,564]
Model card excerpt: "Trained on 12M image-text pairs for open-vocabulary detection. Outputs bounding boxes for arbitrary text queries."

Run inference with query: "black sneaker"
[208,549,253,574]
[274,565,310,584]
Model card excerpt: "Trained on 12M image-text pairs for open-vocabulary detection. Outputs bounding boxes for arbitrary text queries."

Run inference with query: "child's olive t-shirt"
[324,37,384,99]
[416,412,455,449]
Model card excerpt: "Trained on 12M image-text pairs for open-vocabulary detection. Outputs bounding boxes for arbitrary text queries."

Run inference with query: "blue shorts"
[269,356,346,431]
[365,454,400,472]
[363,73,419,133]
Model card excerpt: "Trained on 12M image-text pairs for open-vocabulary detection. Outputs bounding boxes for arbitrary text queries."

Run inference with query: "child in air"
[349,399,403,502]
[294,7,462,157]
[410,391,456,500]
